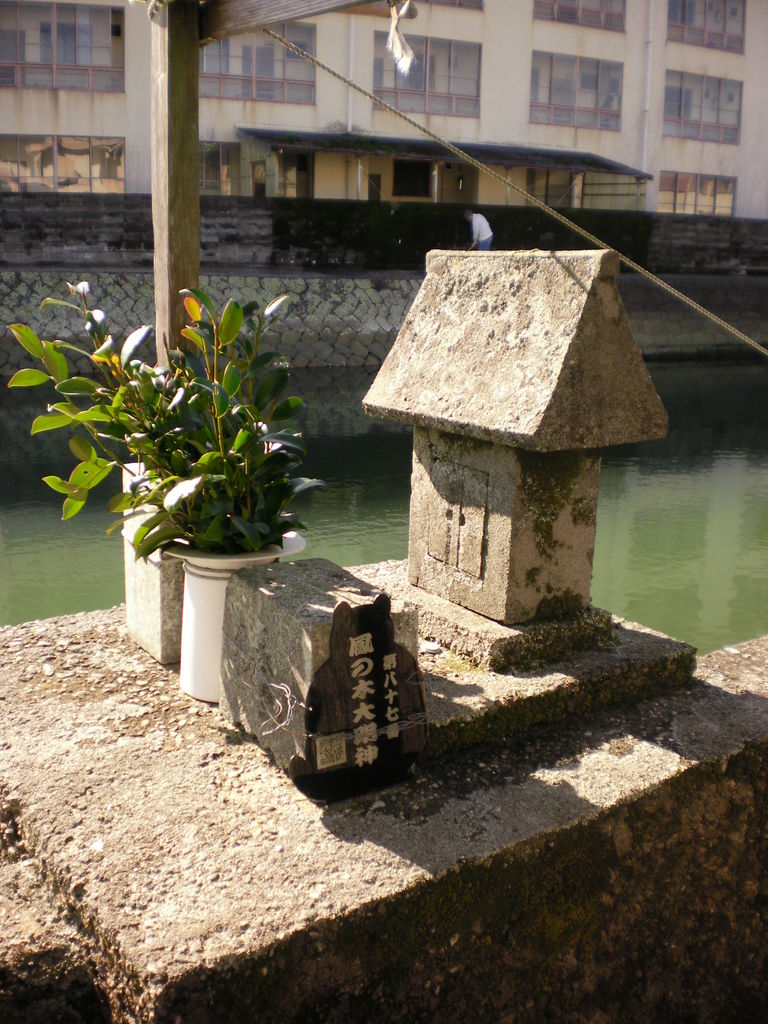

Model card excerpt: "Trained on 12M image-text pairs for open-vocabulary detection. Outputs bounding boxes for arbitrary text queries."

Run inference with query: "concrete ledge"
[354,559,617,670]
[419,615,695,759]
[2,609,768,1022]
[0,857,108,1024]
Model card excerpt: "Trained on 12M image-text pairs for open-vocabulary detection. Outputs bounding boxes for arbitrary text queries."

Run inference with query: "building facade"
[1,0,765,218]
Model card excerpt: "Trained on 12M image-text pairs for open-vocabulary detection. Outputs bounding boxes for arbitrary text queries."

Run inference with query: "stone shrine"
[363,249,668,624]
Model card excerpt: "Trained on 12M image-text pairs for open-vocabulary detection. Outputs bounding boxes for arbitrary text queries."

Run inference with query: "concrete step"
[354,559,695,760]
[1,608,768,1022]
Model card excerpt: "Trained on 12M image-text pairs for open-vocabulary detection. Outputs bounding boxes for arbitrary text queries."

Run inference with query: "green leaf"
[92,337,116,361]
[30,412,73,434]
[170,449,188,476]
[181,288,217,323]
[8,324,44,358]
[42,475,84,497]
[98,422,132,441]
[233,427,253,453]
[213,383,229,417]
[49,401,79,417]
[163,476,204,510]
[106,516,126,538]
[41,341,69,384]
[198,515,225,544]
[219,300,244,346]
[132,509,169,547]
[71,407,111,425]
[120,325,154,368]
[288,477,325,497]
[261,431,306,454]
[194,451,225,471]
[168,386,186,412]
[56,376,98,395]
[107,491,133,513]
[69,460,112,491]
[221,361,241,397]
[8,367,49,388]
[264,294,290,318]
[86,309,107,344]
[271,396,304,421]
[231,516,271,548]
[53,340,93,360]
[62,495,87,520]
[182,294,203,323]
[133,524,184,560]
[39,297,81,313]
[253,370,288,410]
[180,327,206,352]
[69,436,96,462]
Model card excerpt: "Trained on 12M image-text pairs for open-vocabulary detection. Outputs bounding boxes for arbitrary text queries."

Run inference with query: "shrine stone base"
[3,605,768,1023]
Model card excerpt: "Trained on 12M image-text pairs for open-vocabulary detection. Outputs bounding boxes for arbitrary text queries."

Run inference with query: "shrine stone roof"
[363,249,668,452]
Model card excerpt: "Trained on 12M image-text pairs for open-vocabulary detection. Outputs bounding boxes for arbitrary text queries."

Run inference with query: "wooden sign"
[305,594,427,775]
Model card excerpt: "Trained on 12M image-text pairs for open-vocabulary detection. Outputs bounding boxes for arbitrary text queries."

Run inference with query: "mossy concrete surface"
[355,559,618,670]
[2,608,768,1022]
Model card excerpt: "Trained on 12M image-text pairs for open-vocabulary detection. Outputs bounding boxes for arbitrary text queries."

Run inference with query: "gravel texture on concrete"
[0,857,109,1024]
[1,608,768,1022]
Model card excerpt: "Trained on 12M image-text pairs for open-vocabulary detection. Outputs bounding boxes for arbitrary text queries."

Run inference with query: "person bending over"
[464,209,493,250]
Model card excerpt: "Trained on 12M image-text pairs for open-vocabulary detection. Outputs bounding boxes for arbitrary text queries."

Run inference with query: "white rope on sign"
[261,24,768,361]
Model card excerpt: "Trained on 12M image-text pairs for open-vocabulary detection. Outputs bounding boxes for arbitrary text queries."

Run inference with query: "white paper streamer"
[387,1,414,77]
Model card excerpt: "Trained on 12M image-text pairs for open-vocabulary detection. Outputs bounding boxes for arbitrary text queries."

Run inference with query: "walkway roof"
[234,127,653,179]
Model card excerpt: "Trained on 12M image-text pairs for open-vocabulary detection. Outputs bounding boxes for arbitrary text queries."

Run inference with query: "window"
[199,22,315,103]
[663,71,741,143]
[530,52,622,129]
[658,170,735,214]
[526,168,580,207]
[0,2,123,90]
[373,32,480,116]
[667,0,745,54]
[199,142,241,195]
[533,1,625,31]
[392,159,432,197]
[0,134,124,192]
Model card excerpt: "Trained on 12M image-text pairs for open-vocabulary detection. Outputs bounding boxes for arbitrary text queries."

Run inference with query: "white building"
[0,0,764,217]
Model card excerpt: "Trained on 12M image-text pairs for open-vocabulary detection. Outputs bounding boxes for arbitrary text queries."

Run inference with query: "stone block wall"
[0,270,421,378]
[1,269,766,380]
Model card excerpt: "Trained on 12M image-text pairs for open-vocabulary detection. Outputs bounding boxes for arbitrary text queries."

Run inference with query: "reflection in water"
[592,362,768,652]
[1,362,767,654]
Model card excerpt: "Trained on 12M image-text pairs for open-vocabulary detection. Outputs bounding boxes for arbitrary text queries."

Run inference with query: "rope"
[262,26,768,361]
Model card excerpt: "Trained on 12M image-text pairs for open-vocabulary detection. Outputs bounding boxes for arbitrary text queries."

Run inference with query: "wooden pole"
[151,0,200,364]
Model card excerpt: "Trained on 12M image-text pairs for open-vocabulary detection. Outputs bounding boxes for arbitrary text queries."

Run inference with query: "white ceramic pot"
[169,532,306,704]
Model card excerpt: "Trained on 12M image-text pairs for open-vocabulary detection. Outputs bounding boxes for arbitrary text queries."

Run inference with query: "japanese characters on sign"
[306,594,427,774]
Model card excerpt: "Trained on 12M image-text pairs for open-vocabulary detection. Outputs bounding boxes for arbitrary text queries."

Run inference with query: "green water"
[1,363,767,654]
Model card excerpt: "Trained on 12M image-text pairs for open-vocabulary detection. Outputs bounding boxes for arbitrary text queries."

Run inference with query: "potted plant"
[8,281,320,702]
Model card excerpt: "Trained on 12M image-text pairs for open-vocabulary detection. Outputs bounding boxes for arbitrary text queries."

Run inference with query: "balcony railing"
[667,22,744,53]
[199,73,314,103]
[663,116,740,144]
[533,1,625,32]
[0,62,124,91]
[374,87,479,117]
[530,101,620,130]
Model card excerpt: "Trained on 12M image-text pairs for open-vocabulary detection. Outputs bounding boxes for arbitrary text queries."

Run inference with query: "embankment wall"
[1,269,766,378]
